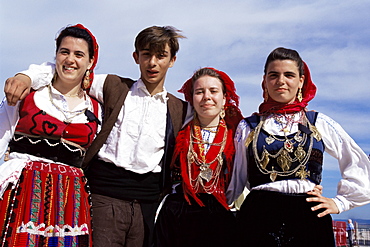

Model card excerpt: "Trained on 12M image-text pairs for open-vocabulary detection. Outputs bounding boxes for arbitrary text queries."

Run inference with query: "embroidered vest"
[246,111,324,188]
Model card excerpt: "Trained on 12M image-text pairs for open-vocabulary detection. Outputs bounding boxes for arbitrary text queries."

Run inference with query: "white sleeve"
[19,62,55,90]
[226,119,251,204]
[88,74,108,103]
[0,98,20,158]
[20,62,108,103]
[317,112,370,213]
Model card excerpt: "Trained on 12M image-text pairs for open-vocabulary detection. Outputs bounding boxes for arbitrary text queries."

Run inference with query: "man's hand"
[307,185,339,217]
[4,74,32,106]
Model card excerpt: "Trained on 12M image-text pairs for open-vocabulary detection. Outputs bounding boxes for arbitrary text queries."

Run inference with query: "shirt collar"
[136,79,168,102]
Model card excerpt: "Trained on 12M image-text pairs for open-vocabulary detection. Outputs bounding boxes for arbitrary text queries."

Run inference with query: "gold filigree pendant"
[199,166,213,182]
[261,150,270,169]
[270,169,277,182]
[294,146,306,162]
[277,150,291,172]
[295,166,310,179]
[284,140,294,152]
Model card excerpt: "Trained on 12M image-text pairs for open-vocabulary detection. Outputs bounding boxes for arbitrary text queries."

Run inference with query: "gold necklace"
[48,85,87,123]
[251,114,315,182]
[188,121,227,193]
[63,89,84,97]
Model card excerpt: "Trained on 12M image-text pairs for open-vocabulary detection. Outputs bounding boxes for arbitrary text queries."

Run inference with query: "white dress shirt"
[90,75,168,174]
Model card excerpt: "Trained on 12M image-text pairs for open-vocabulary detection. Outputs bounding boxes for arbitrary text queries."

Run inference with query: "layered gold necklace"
[245,112,322,182]
[187,119,227,194]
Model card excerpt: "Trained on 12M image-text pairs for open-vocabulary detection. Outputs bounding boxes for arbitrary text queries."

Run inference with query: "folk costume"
[227,62,370,247]
[0,24,100,247]
[17,69,189,246]
[155,68,243,247]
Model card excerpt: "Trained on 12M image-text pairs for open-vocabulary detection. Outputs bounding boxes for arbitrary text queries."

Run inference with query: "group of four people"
[0,24,369,247]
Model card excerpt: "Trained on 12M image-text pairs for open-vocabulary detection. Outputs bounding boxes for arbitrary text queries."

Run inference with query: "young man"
[4,26,189,247]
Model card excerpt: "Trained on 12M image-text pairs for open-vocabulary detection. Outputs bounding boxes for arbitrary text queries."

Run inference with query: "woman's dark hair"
[264,47,304,76]
[55,26,94,59]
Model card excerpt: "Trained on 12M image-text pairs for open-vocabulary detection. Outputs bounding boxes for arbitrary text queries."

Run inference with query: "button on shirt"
[90,75,168,174]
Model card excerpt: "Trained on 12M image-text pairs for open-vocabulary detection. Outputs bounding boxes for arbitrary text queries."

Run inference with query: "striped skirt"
[0,161,92,247]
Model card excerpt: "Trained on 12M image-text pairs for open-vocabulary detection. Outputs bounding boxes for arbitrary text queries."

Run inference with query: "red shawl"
[172,118,235,209]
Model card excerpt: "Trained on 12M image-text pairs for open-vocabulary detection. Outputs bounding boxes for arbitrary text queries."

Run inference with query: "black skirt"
[236,190,335,247]
[155,193,237,247]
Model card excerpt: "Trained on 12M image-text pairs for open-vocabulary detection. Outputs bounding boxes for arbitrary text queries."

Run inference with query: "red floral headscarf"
[71,24,99,90]
[178,67,243,130]
[258,61,317,114]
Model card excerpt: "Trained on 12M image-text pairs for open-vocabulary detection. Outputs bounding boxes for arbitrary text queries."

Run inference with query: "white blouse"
[226,112,370,213]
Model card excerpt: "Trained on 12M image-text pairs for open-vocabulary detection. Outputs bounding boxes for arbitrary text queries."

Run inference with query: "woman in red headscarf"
[227,47,370,246]
[0,24,100,246]
[154,68,243,247]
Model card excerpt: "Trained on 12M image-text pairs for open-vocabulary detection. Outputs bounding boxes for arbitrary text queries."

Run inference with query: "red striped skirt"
[0,161,92,247]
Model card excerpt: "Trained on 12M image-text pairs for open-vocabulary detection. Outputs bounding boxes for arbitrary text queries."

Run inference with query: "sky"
[1,0,369,220]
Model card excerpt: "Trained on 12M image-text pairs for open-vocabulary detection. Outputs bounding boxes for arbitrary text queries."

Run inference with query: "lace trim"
[16,221,89,237]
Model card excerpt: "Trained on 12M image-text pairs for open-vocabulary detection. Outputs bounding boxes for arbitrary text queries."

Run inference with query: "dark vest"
[83,74,188,201]
[246,111,324,188]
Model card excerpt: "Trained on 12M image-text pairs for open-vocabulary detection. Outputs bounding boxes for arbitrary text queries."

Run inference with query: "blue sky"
[1,0,369,220]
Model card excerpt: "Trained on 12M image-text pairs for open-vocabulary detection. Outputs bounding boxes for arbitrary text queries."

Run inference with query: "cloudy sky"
[1,0,369,220]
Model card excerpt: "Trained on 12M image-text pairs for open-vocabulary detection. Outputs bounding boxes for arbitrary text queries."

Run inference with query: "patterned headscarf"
[258,62,317,114]
[178,67,243,130]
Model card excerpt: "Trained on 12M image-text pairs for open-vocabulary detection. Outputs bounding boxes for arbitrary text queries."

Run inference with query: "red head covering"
[178,67,243,130]
[71,24,99,89]
[258,62,317,114]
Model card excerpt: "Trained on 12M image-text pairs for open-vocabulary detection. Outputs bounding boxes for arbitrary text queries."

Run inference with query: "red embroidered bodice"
[15,91,99,148]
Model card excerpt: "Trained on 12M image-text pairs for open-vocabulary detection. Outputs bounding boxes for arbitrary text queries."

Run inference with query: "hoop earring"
[83,70,91,89]
[220,107,225,119]
[297,88,303,102]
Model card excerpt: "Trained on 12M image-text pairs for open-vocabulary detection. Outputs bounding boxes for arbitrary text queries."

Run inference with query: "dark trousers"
[90,193,145,247]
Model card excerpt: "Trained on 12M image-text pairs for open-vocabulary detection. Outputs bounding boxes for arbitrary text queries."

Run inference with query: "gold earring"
[220,107,225,119]
[263,90,269,102]
[83,70,91,89]
[297,88,303,102]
